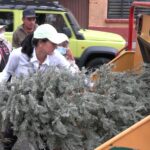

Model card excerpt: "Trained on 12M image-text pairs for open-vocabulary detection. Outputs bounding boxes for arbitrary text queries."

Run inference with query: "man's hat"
[23,8,36,18]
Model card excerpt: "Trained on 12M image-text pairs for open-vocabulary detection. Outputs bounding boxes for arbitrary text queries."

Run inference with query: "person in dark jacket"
[12,8,38,48]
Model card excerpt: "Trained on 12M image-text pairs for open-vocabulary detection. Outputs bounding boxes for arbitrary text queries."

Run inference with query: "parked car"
[0,0,126,68]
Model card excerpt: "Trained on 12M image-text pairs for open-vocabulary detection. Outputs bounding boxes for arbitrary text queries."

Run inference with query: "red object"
[127,1,150,50]
[128,6,134,50]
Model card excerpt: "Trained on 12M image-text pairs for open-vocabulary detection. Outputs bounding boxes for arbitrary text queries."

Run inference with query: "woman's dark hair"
[32,38,50,47]
[21,33,34,58]
[21,34,50,58]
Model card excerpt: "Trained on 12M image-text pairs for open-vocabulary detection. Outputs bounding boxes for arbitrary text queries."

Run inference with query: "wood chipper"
[108,1,150,72]
[94,1,150,150]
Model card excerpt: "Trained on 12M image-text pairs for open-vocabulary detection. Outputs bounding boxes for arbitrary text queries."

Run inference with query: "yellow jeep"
[0,0,125,68]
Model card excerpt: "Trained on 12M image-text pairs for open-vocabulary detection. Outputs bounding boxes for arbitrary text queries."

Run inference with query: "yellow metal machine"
[110,7,150,72]
[94,1,150,150]
[95,115,150,150]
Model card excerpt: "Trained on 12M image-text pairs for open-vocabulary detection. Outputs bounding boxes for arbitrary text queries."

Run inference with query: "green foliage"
[0,65,150,150]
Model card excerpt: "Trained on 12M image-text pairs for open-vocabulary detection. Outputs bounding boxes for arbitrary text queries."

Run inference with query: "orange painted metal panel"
[95,115,150,150]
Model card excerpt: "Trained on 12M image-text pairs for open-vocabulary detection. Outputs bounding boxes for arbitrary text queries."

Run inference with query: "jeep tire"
[86,57,110,69]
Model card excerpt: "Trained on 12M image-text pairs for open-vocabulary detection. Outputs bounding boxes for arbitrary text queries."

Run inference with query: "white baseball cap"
[57,33,69,43]
[33,24,62,44]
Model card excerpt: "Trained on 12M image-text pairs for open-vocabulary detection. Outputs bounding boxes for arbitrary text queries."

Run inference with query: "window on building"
[0,12,13,32]
[108,0,150,19]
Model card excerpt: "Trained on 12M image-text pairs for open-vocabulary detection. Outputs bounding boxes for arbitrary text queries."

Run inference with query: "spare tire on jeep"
[86,57,110,70]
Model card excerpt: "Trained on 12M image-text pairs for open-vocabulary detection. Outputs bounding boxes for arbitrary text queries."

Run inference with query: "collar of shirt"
[30,49,50,68]
[18,24,24,30]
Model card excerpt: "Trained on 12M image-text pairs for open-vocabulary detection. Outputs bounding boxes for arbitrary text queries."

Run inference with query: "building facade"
[89,0,134,40]
[60,0,149,41]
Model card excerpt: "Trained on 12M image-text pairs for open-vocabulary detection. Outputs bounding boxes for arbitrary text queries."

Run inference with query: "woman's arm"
[54,50,79,73]
[66,48,74,61]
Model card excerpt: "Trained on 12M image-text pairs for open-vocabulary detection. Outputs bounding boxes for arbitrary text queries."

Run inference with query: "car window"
[36,13,67,33]
[0,12,13,32]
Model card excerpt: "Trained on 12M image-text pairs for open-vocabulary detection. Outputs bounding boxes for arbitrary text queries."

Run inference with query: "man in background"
[12,8,38,48]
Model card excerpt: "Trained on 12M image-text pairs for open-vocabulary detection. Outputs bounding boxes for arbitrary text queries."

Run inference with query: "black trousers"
[2,122,17,150]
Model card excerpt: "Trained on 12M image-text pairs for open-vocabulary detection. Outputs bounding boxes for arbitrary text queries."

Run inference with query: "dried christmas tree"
[0,65,149,150]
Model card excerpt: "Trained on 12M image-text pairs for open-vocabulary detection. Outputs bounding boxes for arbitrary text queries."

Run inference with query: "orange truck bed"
[95,115,150,150]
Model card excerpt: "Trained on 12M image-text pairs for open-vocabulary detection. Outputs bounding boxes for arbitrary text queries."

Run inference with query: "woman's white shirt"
[0,47,77,83]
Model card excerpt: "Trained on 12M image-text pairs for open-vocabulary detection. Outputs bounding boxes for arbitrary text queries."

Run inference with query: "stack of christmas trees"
[0,65,150,150]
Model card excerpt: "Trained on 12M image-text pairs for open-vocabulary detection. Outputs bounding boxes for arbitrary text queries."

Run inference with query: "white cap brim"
[47,33,64,44]
[33,24,64,44]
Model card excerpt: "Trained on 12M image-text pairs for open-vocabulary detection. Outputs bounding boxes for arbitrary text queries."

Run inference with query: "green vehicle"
[0,0,126,68]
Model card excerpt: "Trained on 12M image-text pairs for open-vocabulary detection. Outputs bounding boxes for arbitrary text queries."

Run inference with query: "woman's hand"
[66,48,74,61]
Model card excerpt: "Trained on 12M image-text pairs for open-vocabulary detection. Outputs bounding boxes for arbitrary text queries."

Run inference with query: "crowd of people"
[0,8,79,83]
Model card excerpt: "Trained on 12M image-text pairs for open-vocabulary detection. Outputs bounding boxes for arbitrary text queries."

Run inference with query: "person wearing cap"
[56,33,79,71]
[12,8,38,48]
[0,25,12,72]
[0,24,78,83]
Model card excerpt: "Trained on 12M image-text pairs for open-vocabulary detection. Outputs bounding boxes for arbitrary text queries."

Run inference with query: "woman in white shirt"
[0,24,77,83]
